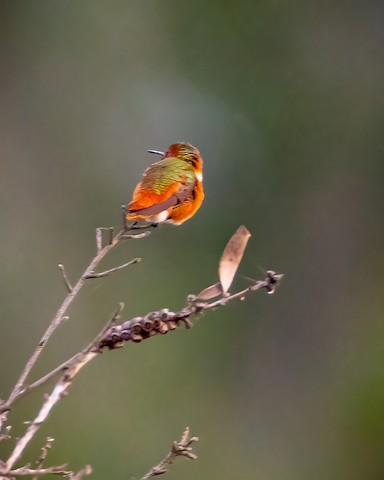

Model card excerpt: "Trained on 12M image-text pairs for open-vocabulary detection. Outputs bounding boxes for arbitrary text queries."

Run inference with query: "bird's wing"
[128,158,195,215]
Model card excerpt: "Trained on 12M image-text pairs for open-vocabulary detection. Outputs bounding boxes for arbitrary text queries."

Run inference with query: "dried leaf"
[196,282,223,301]
[219,225,251,294]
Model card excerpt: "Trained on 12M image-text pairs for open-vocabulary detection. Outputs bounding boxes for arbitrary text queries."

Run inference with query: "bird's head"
[148,142,203,169]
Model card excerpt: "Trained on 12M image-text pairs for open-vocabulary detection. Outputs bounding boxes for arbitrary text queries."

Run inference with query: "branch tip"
[58,264,73,293]
[140,427,198,480]
[86,258,141,279]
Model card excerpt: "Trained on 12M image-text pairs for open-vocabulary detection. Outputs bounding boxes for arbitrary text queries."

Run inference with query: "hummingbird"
[126,142,204,226]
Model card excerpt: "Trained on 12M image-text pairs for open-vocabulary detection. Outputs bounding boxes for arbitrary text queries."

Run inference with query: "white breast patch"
[152,210,169,224]
[195,171,203,182]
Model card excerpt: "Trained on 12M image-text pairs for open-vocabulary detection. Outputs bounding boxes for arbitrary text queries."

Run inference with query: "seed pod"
[121,320,131,330]
[131,322,142,334]
[159,308,170,321]
[167,320,177,331]
[109,326,122,343]
[121,329,131,341]
[140,317,153,332]
[131,333,143,343]
[158,321,169,334]
[152,318,161,330]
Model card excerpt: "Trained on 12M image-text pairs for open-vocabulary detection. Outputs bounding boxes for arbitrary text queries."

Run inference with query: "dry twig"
[1,269,281,473]
[140,427,198,480]
[69,465,92,480]
[3,306,124,472]
[85,258,141,279]
[58,265,73,293]
[3,228,144,413]
[97,270,283,349]
[32,437,55,480]
[0,224,283,479]
[0,463,91,478]
[2,464,69,477]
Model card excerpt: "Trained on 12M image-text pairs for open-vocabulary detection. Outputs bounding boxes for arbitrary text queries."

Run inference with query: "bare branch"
[96,227,115,251]
[5,352,98,472]
[58,264,73,293]
[98,270,283,350]
[1,224,282,478]
[3,307,124,471]
[85,258,141,279]
[5,228,127,408]
[84,303,125,352]
[1,305,125,412]
[2,269,280,471]
[69,465,92,480]
[3,464,69,477]
[32,437,55,480]
[95,228,103,253]
[0,424,11,442]
[2,463,92,478]
[0,271,282,416]
[140,427,198,480]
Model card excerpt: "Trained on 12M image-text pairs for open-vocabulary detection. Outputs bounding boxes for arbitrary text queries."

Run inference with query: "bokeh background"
[1,2,384,479]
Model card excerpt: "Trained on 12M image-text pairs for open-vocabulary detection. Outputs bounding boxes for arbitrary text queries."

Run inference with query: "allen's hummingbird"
[126,142,204,226]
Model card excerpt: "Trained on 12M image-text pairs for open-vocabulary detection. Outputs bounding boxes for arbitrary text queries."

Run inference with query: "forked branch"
[140,427,198,480]
[4,227,145,410]
[3,305,124,472]
[0,224,283,479]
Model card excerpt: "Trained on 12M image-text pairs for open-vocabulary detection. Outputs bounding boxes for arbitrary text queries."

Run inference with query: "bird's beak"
[147,149,165,156]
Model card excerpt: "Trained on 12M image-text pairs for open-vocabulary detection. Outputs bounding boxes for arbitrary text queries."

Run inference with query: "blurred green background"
[1,1,384,479]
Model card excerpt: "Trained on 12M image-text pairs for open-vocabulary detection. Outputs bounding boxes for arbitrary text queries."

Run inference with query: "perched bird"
[126,142,204,226]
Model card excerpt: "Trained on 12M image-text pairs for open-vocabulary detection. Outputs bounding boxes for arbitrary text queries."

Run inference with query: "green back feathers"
[141,157,195,194]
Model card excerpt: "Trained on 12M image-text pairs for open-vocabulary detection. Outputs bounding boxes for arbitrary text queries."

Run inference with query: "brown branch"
[2,270,281,471]
[140,427,198,480]
[95,228,103,253]
[69,465,92,480]
[0,463,91,478]
[0,302,125,414]
[32,437,54,480]
[98,270,283,349]
[3,306,124,471]
[0,271,283,418]
[85,258,141,279]
[2,464,69,477]
[4,228,139,410]
[4,352,97,472]
[0,425,11,442]
[58,264,73,293]
[96,227,116,252]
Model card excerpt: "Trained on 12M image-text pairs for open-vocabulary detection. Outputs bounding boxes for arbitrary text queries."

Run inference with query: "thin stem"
[1,465,69,477]
[4,307,124,470]
[5,352,98,471]
[95,228,103,254]
[69,465,92,479]
[0,273,282,414]
[5,229,125,408]
[5,355,80,408]
[1,304,125,412]
[140,427,198,480]
[58,264,73,293]
[86,258,141,279]
[2,269,281,471]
